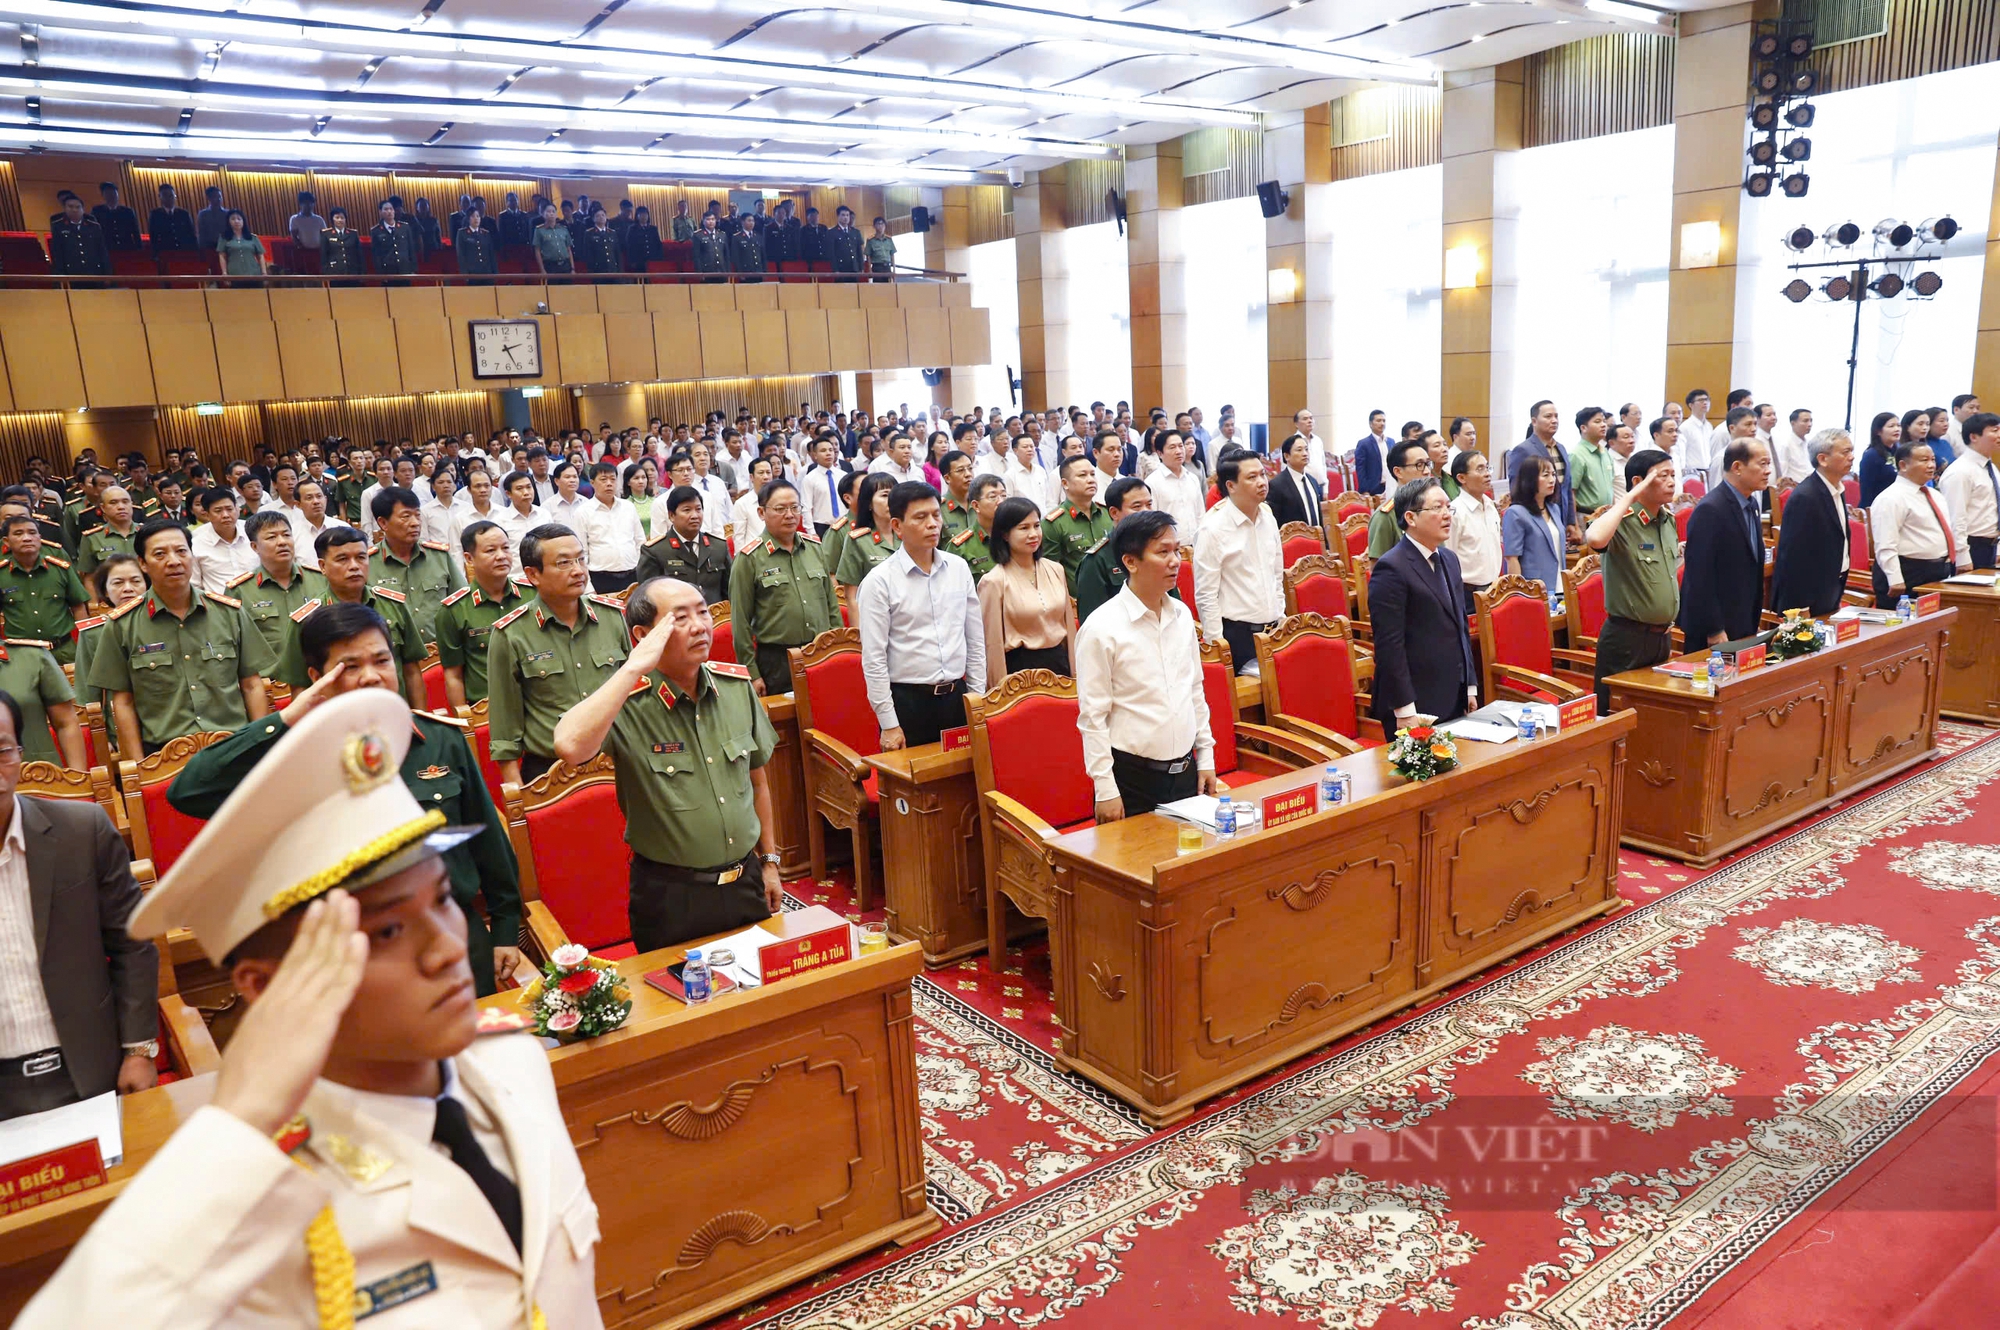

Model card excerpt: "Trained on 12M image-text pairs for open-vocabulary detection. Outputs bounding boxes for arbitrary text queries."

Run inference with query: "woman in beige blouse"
[978,496,1076,689]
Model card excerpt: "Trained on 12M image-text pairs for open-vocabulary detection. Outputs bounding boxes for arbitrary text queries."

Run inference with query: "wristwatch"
[760,852,782,867]
[124,1040,160,1059]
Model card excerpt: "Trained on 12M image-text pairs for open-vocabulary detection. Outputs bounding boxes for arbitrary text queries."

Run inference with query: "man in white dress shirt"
[1290,408,1329,488]
[1774,409,1815,486]
[493,472,545,564]
[289,477,336,571]
[190,489,259,595]
[447,469,508,576]
[1194,451,1284,676]
[1871,439,1957,604]
[1148,432,1206,539]
[545,462,594,564]
[1075,509,1218,820]
[801,436,848,536]
[1947,394,1982,453]
[856,481,984,749]
[419,467,458,548]
[1940,412,2000,571]
[582,461,643,593]
[1447,451,1504,614]
[1678,388,1717,482]
[1088,431,1125,507]
[867,434,925,486]
[689,442,733,541]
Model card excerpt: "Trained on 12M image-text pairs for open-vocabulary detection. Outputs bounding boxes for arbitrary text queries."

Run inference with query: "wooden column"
[1440,62,1524,455]
[1015,165,1069,411]
[1264,107,1333,445]
[923,185,979,412]
[1665,3,1765,407]
[1976,149,2000,406]
[1126,141,1186,417]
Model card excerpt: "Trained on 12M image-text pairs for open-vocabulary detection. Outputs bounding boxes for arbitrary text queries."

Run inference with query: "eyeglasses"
[1416,501,1453,515]
[543,554,587,571]
[0,744,24,764]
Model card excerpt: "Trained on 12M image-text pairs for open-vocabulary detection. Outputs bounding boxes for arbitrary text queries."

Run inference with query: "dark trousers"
[0,1051,83,1122]
[1004,643,1070,678]
[1875,556,1956,607]
[1463,581,1490,617]
[629,851,770,953]
[1221,617,1276,677]
[1110,747,1198,817]
[520,752,557,785]
[756,641,801,694]
[889,680,967,747]
[1973,536,1997,570]
[1594,615,1676,715]
[589,569,636,594]
[458,893,499,997]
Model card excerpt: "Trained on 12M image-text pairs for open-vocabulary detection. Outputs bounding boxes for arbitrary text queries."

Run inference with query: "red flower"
[558,969,599,995]
[1407,725,1434,741]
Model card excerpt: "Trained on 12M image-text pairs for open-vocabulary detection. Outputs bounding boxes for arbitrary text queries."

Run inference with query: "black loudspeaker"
[1256,180,1290,219]
[911,206,931,232]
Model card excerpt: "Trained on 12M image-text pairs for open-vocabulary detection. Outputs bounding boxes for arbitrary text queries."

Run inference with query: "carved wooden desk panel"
[1606,613,1951,866]
[1043,714,1634,1127]
[761,693,814,878]
[862,745,990,965]
[1921,580,2000,724]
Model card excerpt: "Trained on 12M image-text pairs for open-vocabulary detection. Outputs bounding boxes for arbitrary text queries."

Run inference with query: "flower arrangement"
[518,943,633,1041]
[1765,609,1824,661]
[1385,723,1459,782]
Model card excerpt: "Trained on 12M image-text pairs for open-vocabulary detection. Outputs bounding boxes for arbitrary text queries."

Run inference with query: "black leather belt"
[893,680,963,696]
[0,1048,62,1078]
[1113,747,1195,774]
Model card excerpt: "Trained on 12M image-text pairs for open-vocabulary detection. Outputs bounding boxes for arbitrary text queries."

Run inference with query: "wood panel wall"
[1181,128,1265,207]
[1522,33,1677,148]
[1805,0,2000,93]
[1331,86,1443,181]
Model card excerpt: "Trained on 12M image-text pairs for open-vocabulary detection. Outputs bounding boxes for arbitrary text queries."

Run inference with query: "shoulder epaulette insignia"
[2,639,52,649]
[646,530,674,547]
[951,529,976,546]
[204,591,241,608]
[706,661,750,680]
[371,586,406,603]
[42,555,69,570]
[510,574,531,588]
[421,540,449,552]
[440,587,471,607]
[798,527,820,543]
[226,570,256,589]
[1085,536,1107,554]
[417,709,470,729]
[289,598,323,622]
[585,594,623,609]
[105,597,146,621]
[74,615,105,633]
[829,515,852,531]
[491,604,531,631]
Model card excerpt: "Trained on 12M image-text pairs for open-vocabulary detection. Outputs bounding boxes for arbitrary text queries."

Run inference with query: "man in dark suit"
[1369,478,1480,731]
[0,689,156,1119]
[1267,433,1325,529]
[1770,428,1856,617]
[1354,410,1388,497]
[1678,435,1774,647]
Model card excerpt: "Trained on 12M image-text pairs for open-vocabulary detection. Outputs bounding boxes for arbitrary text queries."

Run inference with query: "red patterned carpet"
[723,721,2000,1330]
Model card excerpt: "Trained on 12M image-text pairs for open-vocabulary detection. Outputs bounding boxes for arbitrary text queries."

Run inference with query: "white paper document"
[1441,718,1518,744]
[0,1090,124,1168]
[1943,573,1999,586]
[1154,795,1225,830]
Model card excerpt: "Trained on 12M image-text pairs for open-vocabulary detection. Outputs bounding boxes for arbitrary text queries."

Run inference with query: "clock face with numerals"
[469,320,542,379]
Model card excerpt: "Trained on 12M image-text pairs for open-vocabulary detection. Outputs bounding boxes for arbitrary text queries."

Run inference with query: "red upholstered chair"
[1849,516,1874,595]
[1339,512,1371,564]
[1843,476,1861,507]
[457,699,506,809]
[966,670,1091,966]
[126,858,221,1082]
[18,761,127,853]
[505,754,634,961]
[1200,638,1347,789]
[1474,576,1591,704]
[1347,555,1374,643]
[419,643,449,714]
[1681,477,1706,499]
[1772,481,1794,531]
[789,629,882,911]
[0,233,50,274]
[110,251,159,277]
[708,600,736,665]
[1285,553,1351,620]
[1278,521,1326,569]
[836,582,853,629]
[1176,545,1197,611]
[120,733,233,876]
[1675,506,1694,543]
[158,250,210,277]
[1335,499,1374,525]
[264,680,294,712]
[1561,552,1606,666]
[1254,613,1378,750]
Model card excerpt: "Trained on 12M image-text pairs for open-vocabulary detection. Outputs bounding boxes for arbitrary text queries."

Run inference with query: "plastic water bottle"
[1707,650,1726,691]
[1215,796,1236,839]
[1516,707,1538,742]
[1320,764,1344,807]
[1897,593,1914,621]
[682,948,712,1004]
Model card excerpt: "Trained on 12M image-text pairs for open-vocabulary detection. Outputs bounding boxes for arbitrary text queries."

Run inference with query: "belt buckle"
[1167,758,1190,774]
[21,1052,60,1077]
[717,864,743,884]
[932,681,955,696]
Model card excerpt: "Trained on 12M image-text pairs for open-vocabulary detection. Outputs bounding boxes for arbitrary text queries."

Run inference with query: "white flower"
[547,1010,582,1033]
[550,944,589,972]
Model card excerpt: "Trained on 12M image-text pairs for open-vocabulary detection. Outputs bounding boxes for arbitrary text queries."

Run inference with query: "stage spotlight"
[1789,68,1819,95]
[1785,102,1815,128]
[1919,216,1959,243]
[1753,32,1782,59]
[1823,221,1861,248]
[1784,225,1816,252]
[1875,219,1915,248]
[1756,66,1784,93]
[1823,274,1852,300]
[1781,137,1812,163]
[1872,272,1904,298]
[1781,173,1810,198]
[1786,32,1813,58]
[1745,171,1774,198]
[1782,279,1813,303]
[1751,101,1782,131]
[1911,271,1944,298]
[1749,138,1778,167]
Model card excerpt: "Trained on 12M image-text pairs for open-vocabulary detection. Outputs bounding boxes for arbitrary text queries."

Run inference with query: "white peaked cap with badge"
[128,690,482,963]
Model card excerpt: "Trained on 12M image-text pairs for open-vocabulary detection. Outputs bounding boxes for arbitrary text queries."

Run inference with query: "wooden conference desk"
[1606,611,1952,867]
[1921,579,2000,724]
[1044,712,1636,1127]
[0,937,933,1329]
[761,692,814,879]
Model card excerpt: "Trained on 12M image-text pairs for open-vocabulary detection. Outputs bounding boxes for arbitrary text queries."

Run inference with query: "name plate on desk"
[0,1140,105,1216]
[759,923,854,985]
[1835,617,1861,643]
[1556,695,1598,730]
[1916,591,1943,617]
[1261,785,1319,831]
[940,726,970,753]
[1724,641,1767,672]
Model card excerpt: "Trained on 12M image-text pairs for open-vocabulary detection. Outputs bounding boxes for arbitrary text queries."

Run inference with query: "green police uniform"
[1366,505,1399,559]
[672,214,697,243]
[607,662,775,865]
[165,707,523,995]
[273,587,426,704]
[85,587,277,750]
[227,565,329,662]
[819,513,855,577]
[75,524,137,582]
[0,550,88,665]
[485,594,631,766]
[0,639,75,765]
[1041,502,1112,595]
[948,526,994,581]
[835,527,900,586]
[61,501,103,555]
[434,579,530,705]
[727,531,840,693]
[72,613,126,755]
[334,471,370,526]
[941,493,974,541]
[367,539,465,644]
[1073,536,1181,625]
[635,529,732,604]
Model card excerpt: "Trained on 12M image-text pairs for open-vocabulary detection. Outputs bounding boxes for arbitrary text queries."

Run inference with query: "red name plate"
[1556,695,1598,730]
[0,1140,106,1217]
[1731,642,1768,671]
[1262,785,1319,831]
[758,923,853,985]
[1916,591,1942,617]
[940,726,970,752]
[1835,617,1861,643]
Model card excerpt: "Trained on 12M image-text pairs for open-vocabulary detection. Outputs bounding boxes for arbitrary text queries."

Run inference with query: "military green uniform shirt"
[434,579,531,704]
[72,616,121,754]
[334,472,370,526]
[835,528,899,586]
[76,524,137,582]
[941,494,974,542]
[726,534,840,683]
[948,526,994,581]
[1367,506,1400,559]
[0,551,89,665]
[273,588,425,703]
[485,595,631,763]
[607,664,775,866]
[819,514,855,579]
[635,531,732,605]
[166,709,522,996]
[367,541,465,644]
[228,566,329,662]
[0,640,75,765]
[1604,504,1682,626]
[61,502,105,556]
[1041,503,1112,595]
[1073,538,1184,625]
[86,587,276,748]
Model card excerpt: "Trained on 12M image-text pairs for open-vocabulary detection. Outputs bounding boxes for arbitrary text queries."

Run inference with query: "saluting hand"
[211,891,368,1138]
[623,613,677,679]
[283,660,348,723]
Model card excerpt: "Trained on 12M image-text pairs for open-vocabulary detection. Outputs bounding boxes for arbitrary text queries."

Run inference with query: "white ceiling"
[0,0,1738,184]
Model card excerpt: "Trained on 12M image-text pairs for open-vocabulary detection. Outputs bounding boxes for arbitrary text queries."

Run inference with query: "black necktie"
[433,1093,524,1254]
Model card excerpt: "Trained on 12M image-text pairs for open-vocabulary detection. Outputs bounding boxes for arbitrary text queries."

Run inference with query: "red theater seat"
[967,673,1090,965]
[506,755,632,960]
[1475,576,1590,705]
[790,628,883,909]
